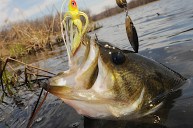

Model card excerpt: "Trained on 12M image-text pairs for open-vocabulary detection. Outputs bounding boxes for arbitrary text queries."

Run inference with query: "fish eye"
[111,51,126,65]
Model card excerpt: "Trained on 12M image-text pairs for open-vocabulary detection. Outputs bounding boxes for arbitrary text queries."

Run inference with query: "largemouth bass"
[45,37,186,120]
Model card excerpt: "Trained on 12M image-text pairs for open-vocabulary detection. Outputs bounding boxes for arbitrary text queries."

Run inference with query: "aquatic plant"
[0,58,55,102]
[9,43,25,58]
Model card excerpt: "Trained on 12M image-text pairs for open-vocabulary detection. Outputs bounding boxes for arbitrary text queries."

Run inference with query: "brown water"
[1,0,193,127]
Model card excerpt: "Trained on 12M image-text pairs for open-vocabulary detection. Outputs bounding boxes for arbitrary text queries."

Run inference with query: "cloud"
[0,0,60,28]
[21,0,60,18]
[76,0,117,15]
[0,0,11,24]
[0,0,131,28]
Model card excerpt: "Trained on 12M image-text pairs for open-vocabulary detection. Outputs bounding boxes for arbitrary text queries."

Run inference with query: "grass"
[0,12,101,60]
[0,14,61,59]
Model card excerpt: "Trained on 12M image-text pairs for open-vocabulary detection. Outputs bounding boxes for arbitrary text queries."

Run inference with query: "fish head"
[46,39,185,119]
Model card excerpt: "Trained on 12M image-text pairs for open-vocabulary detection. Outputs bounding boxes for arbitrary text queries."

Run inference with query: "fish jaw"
[62,88,146,119]
[46,85,146,119]
[47,39,186,120]
[47,40,117,101]
[47,41,145,119]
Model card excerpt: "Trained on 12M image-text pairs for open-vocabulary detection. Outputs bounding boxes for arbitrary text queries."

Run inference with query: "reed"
[0,13,62,59]
[0,12,101,59]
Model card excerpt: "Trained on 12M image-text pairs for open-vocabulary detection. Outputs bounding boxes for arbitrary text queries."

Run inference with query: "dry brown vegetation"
[0,14,62,59]
[0,0,158,59]
[0,11,101,60]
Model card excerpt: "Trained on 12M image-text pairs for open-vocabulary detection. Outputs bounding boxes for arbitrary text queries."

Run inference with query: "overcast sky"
[0,0,120,28]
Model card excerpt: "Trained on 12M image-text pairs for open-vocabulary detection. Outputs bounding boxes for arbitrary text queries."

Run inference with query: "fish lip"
[43,79,69,92]
[44,83,72,95]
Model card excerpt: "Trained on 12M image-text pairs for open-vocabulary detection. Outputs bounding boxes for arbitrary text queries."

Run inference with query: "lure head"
[68,0,78,12]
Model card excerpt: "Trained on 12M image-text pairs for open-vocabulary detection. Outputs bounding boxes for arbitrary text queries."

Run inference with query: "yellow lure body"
[63,0,88,55]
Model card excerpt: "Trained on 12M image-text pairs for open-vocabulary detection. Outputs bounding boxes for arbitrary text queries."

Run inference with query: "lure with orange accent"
[62,0,89,56]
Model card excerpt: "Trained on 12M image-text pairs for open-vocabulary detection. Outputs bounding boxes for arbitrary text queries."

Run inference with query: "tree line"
[92,0,159,21]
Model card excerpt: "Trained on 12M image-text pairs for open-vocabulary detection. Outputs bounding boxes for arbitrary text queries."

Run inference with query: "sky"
[0,0,119,28]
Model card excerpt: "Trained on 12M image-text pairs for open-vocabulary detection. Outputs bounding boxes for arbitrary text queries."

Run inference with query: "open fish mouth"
[45,0,186,120]
[45,37,186,119]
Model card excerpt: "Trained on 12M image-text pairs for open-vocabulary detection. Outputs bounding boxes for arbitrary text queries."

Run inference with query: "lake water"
[1,0,193,127]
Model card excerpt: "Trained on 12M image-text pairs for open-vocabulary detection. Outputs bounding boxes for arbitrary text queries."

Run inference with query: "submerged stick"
[0,59,9,96]
[8,57,56,76]
[27,88,48,128]
[26,72,53,79]
[0,59,2,73]
[25,66,30,87]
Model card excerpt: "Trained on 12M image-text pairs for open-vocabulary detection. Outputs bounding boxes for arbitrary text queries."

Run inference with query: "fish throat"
[48,38,185,119]
[48,39,154,119]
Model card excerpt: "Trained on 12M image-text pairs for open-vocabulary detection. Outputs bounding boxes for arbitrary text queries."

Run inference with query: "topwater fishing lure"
[61,0,89,65]
[27,1,89,127]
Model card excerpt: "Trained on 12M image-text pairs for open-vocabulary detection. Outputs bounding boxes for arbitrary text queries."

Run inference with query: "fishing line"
[60,0,68,26]
[60,0,72,65]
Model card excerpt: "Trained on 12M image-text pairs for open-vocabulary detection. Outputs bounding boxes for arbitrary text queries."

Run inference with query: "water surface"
[1,0,193,127]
